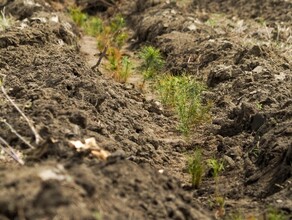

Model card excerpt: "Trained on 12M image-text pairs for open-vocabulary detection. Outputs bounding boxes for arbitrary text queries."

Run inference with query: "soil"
[0,0,291,220]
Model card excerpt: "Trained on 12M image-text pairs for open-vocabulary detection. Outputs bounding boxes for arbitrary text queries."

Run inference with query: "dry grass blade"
[1,119,35,149]
[0,75,42,145]
[0,136,24,165]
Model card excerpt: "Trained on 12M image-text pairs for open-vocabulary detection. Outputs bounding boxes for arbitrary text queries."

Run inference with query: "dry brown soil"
[0,0,291,220]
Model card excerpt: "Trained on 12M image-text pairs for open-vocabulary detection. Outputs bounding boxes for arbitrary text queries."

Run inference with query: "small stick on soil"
[0,136,24,165]
[0,75,42,145]
[91,46,108,70]
[187,55,192,63]
[1,119,35,149]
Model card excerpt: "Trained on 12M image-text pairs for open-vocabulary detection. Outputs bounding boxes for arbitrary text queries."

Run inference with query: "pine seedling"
[187,149,204,188]
[139,46,165,79]
[69,7,87,27]
[107,47,122,71]
[207,158,224,180]
[85,17,103,36]
[97,26,111,51]
[267,208,289,220]
[157,74,178,106]
[110,14,126,33]
[119,56,132,83]
[157,74,211,135]
[207,158,224,196]
[114,32,128,48]
[112,56,132,83]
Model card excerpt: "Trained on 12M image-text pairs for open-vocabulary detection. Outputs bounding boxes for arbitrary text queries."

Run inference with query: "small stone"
[125,83,134,90]
[228,146,243,158]
[50,15,59,23]
[170,9,176,14]
[274,72,286,81]
[187,24,197,31]
[158,169,164,174]
[276,199,283,203]
[253,66,264,74]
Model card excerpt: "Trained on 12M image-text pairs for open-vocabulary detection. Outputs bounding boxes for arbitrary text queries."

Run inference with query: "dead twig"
[0,136,24,165]
[91,45,108,70]
[0,75,42,145]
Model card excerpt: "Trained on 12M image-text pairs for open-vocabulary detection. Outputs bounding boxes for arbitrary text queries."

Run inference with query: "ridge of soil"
[127,0,292,216]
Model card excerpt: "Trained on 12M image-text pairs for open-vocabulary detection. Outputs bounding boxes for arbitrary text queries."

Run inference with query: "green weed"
[157,74,211,135]
[139,46,165,79]
[187,149,204,188]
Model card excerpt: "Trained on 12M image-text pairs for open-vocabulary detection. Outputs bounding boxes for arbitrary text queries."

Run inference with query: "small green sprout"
[207,158,224,195]
[93,211,102,220]
[207,158,224,179]
[107,47,121,71]
[119,56,132,83]
[255,102,263,111]
[206,18,217,28]
[157,74,211,135]
[187,149,204,188]
[225,211,244,220]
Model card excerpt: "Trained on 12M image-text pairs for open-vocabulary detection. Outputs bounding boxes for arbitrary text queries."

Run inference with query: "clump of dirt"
[0,1,213,219]
[0,159,211,219]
